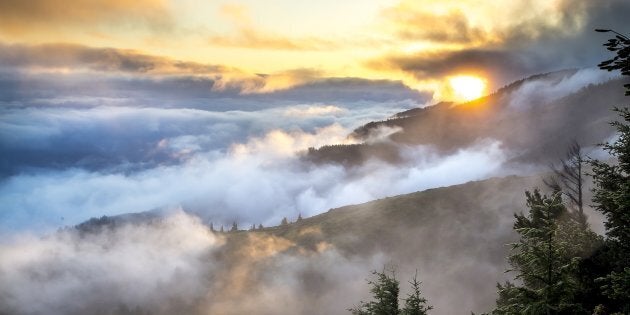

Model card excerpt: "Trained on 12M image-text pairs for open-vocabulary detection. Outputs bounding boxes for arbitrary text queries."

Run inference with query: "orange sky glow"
[0,0,600,102]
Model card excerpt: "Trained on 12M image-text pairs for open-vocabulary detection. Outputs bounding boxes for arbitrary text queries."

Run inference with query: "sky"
[1,0,629,233]
[1,1,629,314]
[1,0,629,99]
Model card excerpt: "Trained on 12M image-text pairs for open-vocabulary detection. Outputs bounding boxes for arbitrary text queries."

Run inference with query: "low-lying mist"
[0,210,386,315]
[0,122,509,233]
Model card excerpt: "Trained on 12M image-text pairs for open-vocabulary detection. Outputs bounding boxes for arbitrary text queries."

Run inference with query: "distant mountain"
[304,69,628,166]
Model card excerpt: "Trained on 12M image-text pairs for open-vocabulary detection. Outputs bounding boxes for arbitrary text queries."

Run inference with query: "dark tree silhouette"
[595,29,630,95]
[589,28,630,312]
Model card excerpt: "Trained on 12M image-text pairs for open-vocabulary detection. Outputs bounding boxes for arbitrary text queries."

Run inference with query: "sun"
[448,75,487,101]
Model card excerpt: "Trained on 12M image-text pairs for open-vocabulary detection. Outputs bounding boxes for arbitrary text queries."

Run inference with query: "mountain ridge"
[304,69,627,166]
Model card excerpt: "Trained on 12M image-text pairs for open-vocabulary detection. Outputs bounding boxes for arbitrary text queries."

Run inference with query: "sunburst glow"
[449,75,487,101]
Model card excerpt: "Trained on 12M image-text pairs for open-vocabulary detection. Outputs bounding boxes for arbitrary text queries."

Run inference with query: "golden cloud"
[381,4,490,45]
[0,42,333,93]
[0,0,172,35]
[209,3,338,51]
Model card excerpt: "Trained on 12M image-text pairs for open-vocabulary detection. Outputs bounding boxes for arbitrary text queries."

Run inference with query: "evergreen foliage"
[489,29,630,315]
[595,29,630,95]
[492,190,601,314]
[401,271,432,315]
[349,269,400,315]
[589,28,630,313]
[350,268,431,315]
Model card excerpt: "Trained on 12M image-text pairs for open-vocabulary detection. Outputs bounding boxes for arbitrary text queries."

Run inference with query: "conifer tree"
[401,271,432,315]
[493,190,599,314]
[258,223,263,229]
[281,217,289,226]
[590,28,630,312]
[230,221,238,232]
[349,268,400,315]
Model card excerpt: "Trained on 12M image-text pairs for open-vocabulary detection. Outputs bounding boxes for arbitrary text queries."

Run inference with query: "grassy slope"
[222,175,545,314]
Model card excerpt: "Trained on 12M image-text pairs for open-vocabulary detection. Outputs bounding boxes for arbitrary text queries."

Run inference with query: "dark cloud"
[0,42,231,75]
[371,49,534,86]
[373,0,630,88]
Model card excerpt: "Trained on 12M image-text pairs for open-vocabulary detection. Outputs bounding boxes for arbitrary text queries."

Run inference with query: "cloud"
[0,42,235,75]
[0,210,222,315]
[209,3,338,51]
[371,0,630,94]
[0,0,172,35]
[0,99,420,176]
[0,42,324,94]
[0,115,509,234]
[0,173,549,315]
[380,4,488,44]
[0,42,434,97]
[283,105,345,118]
[506,68,620,110]
[0,209,391,315]
[380,0,597,47]
[1,62,622,235]
[370,48,532,84]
